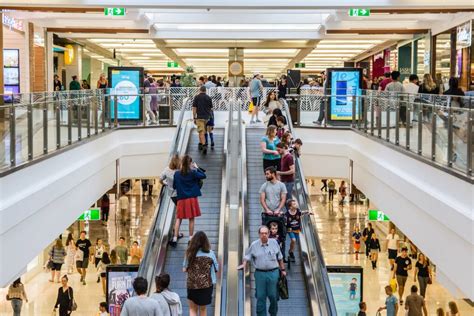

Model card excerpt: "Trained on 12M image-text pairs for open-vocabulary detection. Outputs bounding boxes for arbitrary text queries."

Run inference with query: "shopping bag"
[278,274,289,299]
[390,277,397,292]
[248,101,254,114]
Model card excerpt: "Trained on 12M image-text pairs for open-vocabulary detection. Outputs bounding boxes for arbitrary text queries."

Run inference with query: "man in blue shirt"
[249,73,263,124]
[378,285,399,316]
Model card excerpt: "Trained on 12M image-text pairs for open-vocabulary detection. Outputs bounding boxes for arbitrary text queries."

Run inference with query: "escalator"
[242,102,337,315]
[138,104,226,315]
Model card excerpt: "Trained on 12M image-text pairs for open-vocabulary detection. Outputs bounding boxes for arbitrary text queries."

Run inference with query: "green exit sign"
[78,208,101,221]
[104,8,126,16]
[167,61,179,68]
[295,63,306,68]
[368,210,390,221]
[348,8,371,17]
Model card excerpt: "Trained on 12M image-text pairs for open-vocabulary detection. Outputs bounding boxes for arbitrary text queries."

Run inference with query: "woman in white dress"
[262,91,282,124]
[64,233,76,274]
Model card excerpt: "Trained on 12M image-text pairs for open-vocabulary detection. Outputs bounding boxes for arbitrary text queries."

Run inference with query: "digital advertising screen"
[4,68,19,85]
[107,265,139,316]
[108,67,144,122]
[327,68,362,124]
[327,266,363,316]
[3,49,19,67]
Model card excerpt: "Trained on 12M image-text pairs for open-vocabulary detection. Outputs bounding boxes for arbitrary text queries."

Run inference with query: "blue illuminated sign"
[329,69,362,121]
[109,67,143,121]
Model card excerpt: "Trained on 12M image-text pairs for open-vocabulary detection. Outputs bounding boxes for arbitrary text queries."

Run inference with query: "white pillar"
[44,30,54,91]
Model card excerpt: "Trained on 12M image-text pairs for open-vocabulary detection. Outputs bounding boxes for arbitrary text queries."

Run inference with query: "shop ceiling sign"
[2,14,24,32]
[456,21,472,49]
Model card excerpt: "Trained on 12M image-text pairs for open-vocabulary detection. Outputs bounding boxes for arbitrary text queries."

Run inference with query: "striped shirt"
[49,246,67,264]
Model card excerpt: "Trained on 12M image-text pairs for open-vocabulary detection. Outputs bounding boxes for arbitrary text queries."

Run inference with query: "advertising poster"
[107,265,139,316]
[327,68,362,123]
[327,266,363,316]
[3,49,20,102]
[108,67,144,122]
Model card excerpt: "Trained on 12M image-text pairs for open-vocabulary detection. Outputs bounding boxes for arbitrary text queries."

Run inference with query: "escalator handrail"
[137,97,192,293]
[281,100,338,315]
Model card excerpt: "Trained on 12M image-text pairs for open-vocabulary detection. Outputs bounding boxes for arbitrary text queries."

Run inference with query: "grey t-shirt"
[259,180,287,211]
[150,293,171,316]
[405,293,424,316]
[120,296,162,316]
[385,81,404,93]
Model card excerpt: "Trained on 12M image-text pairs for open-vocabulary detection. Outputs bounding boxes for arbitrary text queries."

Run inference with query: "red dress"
[176,197,201,219]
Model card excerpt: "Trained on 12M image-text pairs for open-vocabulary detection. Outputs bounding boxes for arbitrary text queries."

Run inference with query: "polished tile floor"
[0,180,158,316]
[307,179,474,315]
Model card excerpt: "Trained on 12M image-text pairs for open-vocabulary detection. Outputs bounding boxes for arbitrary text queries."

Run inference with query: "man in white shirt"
[386,228,400,271]
[403,74,419,95]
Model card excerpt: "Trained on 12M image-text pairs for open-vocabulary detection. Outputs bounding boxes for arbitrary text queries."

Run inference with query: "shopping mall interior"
[0,1,473,316]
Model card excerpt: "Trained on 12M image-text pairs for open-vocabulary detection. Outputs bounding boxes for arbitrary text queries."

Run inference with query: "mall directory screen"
[108,67,144,122]
[327,68,362,123]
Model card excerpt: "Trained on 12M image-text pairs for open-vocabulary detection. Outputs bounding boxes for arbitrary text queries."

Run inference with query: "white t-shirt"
[403,82,419,95]
[386,233,400,250]
[119,196,129,210]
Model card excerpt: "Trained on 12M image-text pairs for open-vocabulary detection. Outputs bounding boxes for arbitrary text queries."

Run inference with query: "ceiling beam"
[0,6,103,13]
[73,39,115,59]
[350,40,399,62]
[152,39,188,69]
[327,29,429,35]
[46,28,149,34]
[283,40,319,72]
[371,8,474,14]
[164,41,312,49]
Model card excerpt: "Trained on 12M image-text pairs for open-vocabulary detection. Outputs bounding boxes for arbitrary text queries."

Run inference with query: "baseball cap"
[253,72,260,78]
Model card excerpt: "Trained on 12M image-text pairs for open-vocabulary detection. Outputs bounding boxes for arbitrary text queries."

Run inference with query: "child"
[285,199,311,262]
[205,110,215,149]
[349,278,357,300]
[276,116,288,139]
[352,226,362,260]
[268,221,286,263]
[290,138,303,158]
[97,302,108,316]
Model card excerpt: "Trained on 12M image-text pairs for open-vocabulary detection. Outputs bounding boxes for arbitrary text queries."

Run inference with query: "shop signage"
[2,14,24,32]
[167,61,179,68]
[348,9,371,17]
[104,8,126,16]
[368,209,390,221]
[64,45,75,65]
[295,63,306,68]
[456,21,472,49]
[78,208,101,221]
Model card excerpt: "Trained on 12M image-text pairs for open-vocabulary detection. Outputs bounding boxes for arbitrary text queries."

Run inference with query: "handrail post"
[94,96,99,135]
[447,107,453,167]
[351,95,356,128]
[406,100,411,150]
[431,106,437,161]
[114,95,118,128]
[67,103,72,145]
[43,101,48,154]
[467,105,472,176]
[77,95,82,141]
[386,101,390,142]
[370,95,374,136]
[363,95,368,133]
[395,96,400,145]
[86,98,91,138]
[101,93,106,131]
[56,99,61,149]
[417,102,423,155]
[27,103,33,160]
[323,97,328,128]
[9,104,16,166]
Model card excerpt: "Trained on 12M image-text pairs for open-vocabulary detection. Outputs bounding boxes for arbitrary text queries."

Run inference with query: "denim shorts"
[287,231,300,240]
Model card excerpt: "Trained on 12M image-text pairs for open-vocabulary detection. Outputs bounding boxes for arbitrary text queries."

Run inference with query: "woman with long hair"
[97,252,111,295]
[100,194,110,223]
[418,74,439,121]
[94,238,105,282]
[261,125,281,171]
[97,73,108,89]
[65,233,76,274]
[414,253,432,298]
[338,180,347,205]
[262,91,282,123]
[110,249,118,265]
[171,155,206,247]
[49,238,67,283]
[446,301,460,316]
[53,275,74,316]
[7,278,28,316]
[160,154,181,205]
[183,231,218,316]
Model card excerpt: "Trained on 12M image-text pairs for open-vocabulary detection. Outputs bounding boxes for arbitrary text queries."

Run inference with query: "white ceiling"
[5,4,473,78]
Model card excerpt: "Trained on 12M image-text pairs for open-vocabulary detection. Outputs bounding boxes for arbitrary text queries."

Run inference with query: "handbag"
[277,273,289,300]
[68,288,77,311]
[389,277,397,292]
[427,276,433,284]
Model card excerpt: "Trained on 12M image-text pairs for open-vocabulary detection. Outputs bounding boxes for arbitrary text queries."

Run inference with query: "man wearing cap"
[249,72,264,124]
[238,225,286,316]
[392,247,412,305]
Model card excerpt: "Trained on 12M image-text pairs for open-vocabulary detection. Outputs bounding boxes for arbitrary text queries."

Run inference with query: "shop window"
[435,33,452,83]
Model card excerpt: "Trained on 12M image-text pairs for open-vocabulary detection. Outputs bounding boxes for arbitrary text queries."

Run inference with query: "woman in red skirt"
[170,155,206,248]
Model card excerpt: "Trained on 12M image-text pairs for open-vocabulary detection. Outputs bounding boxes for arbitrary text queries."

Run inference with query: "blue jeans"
[11,299,22,316]
[284,182,294,201]
[255,269,279,316]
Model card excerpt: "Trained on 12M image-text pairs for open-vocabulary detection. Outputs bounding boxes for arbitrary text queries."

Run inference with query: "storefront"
[2,14,26,95]
[432,20,473,91]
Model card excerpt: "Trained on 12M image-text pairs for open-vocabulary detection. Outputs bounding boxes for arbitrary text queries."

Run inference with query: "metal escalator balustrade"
[282,100,337,315]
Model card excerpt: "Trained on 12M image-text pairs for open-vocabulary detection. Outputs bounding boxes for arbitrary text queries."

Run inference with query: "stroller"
[261,213,290,269]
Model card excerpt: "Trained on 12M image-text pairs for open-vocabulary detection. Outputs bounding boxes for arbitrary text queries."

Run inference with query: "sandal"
[177,233,184,239]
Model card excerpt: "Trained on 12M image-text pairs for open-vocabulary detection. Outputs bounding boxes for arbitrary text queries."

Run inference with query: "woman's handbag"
[68,288,77,311]
[248,101,254,114]
[277,273,289,300]
[427,276,433,284]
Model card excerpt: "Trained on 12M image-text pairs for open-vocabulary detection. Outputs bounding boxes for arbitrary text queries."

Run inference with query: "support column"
[44,30,54,91]
[228,48,244,87]
[0,13,5,134]
[28,22,35,92]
